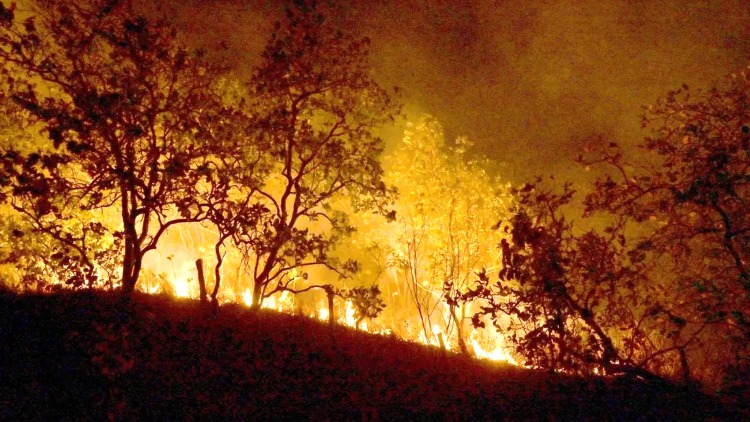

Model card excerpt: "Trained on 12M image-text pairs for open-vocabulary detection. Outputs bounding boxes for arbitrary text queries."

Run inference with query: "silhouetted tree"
[277,282,385,327]
[224,0,400,308]
[582,70,750,389]
[340,285,386,329]
[457,180,671,379]
[0,76,122,291]
[0,0,235,294]
[459,67,750,388]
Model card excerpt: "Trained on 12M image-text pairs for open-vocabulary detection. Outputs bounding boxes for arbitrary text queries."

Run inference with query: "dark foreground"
[0,290,737,420]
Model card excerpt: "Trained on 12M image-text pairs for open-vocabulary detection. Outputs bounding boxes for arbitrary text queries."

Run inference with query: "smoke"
[165,0,750,183]
[347,0,750,182]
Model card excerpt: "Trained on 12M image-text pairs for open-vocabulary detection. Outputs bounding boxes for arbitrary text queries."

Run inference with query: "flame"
[317,306,329,321]
[146,253,522,368]
[470,339,519,365]
[170,262,196,298]
[239,289,297,310]
[241,288,253,306]
[339,301,367,330]
[344,301,355,326]
[174,278,190,298]
[262,290,294,312]
[416,324,449,349]
[469,330,520,366]
[144,285,161,294]
[313,300,378,332]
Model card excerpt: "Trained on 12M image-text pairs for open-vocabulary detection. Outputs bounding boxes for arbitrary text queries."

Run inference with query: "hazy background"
[165,0,750,183]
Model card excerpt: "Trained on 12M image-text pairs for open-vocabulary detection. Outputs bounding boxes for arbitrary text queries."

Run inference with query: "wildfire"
[174,279,190,298]
[343,300,367,330]
[317,306,329,321]
[469,330,520,366]
[471,338,519,366]
[154,258,520,368]
[262,290,295,311]
[241,288,253,306]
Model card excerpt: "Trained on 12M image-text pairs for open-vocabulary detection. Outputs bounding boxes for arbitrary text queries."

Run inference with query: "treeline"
[0,0,397,319]
[0,0,748,404]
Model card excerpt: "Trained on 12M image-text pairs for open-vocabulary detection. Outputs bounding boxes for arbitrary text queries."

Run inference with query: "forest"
[0,0,748,417]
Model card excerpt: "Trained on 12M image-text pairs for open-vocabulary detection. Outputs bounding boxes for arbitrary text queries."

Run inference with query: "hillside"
[0,290,734,420]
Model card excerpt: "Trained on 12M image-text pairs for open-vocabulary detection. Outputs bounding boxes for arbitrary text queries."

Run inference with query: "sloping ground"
[0,290,735,420]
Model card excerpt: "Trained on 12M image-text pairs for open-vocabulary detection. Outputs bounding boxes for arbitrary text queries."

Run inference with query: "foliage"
[273,280,386,328]
[456,67,750,390]
[0,0,235,294]
[581,70,750,389]
[220,0,400,307]
[375,115,512,351]
[0,105,121,290]
[457,180,679,378]
[339,284,386,327]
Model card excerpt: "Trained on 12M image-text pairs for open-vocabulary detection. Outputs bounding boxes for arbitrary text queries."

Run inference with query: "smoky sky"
[168,0,750,183]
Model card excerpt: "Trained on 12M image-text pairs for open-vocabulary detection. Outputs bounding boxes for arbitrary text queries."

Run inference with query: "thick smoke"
[167,0,750,183]
[352,0,750,182]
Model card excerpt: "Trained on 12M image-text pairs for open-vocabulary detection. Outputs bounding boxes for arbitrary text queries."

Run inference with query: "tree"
[0,0,235,294]
[581,70,750,388]
[457,67,750,387]
[275,282,385,328]
[377,115,512,353]
[0,108,121,291]
[221,0,400,308]
[457,180,675,379]
[339,285,386,328]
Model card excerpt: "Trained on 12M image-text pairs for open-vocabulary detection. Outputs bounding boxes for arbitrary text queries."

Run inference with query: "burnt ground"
[0,289,740,420]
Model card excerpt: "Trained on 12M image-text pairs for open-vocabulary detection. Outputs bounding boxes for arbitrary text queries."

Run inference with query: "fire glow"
[149,270,520,367]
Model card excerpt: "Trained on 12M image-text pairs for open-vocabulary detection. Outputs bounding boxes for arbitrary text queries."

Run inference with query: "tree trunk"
[210,235,229,313]
[211,244,223,304]
[120,242,136,296]
[326,287,335,326]
[251,281,264,309]
[121,277,136,296]
[437,330,446,350]
[196,259,207,305]
[450,305,469,355]
[120,260,138,296]
[120,216,141,296]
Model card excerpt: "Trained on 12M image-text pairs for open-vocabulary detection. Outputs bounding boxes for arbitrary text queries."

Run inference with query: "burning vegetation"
[0,0,748,416]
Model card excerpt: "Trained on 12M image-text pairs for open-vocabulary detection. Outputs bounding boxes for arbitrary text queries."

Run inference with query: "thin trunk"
[407,267,431,343]
[437,330,446,350]
[121,258,137,295]
[118,152,139,296]
[121,255,143,297]
[251,280,264,309]
[326,287,335,326]
[251,240,285,309]
[211,240,225,303]
[679,349,690,383]
[120,213,140,296]
[196,259,207,305]
[121,237,135,295]
[210,249,223,314]
[450,305,469,355]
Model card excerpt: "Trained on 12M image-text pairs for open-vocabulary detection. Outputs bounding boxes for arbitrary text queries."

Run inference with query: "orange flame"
[150,256,521,368]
